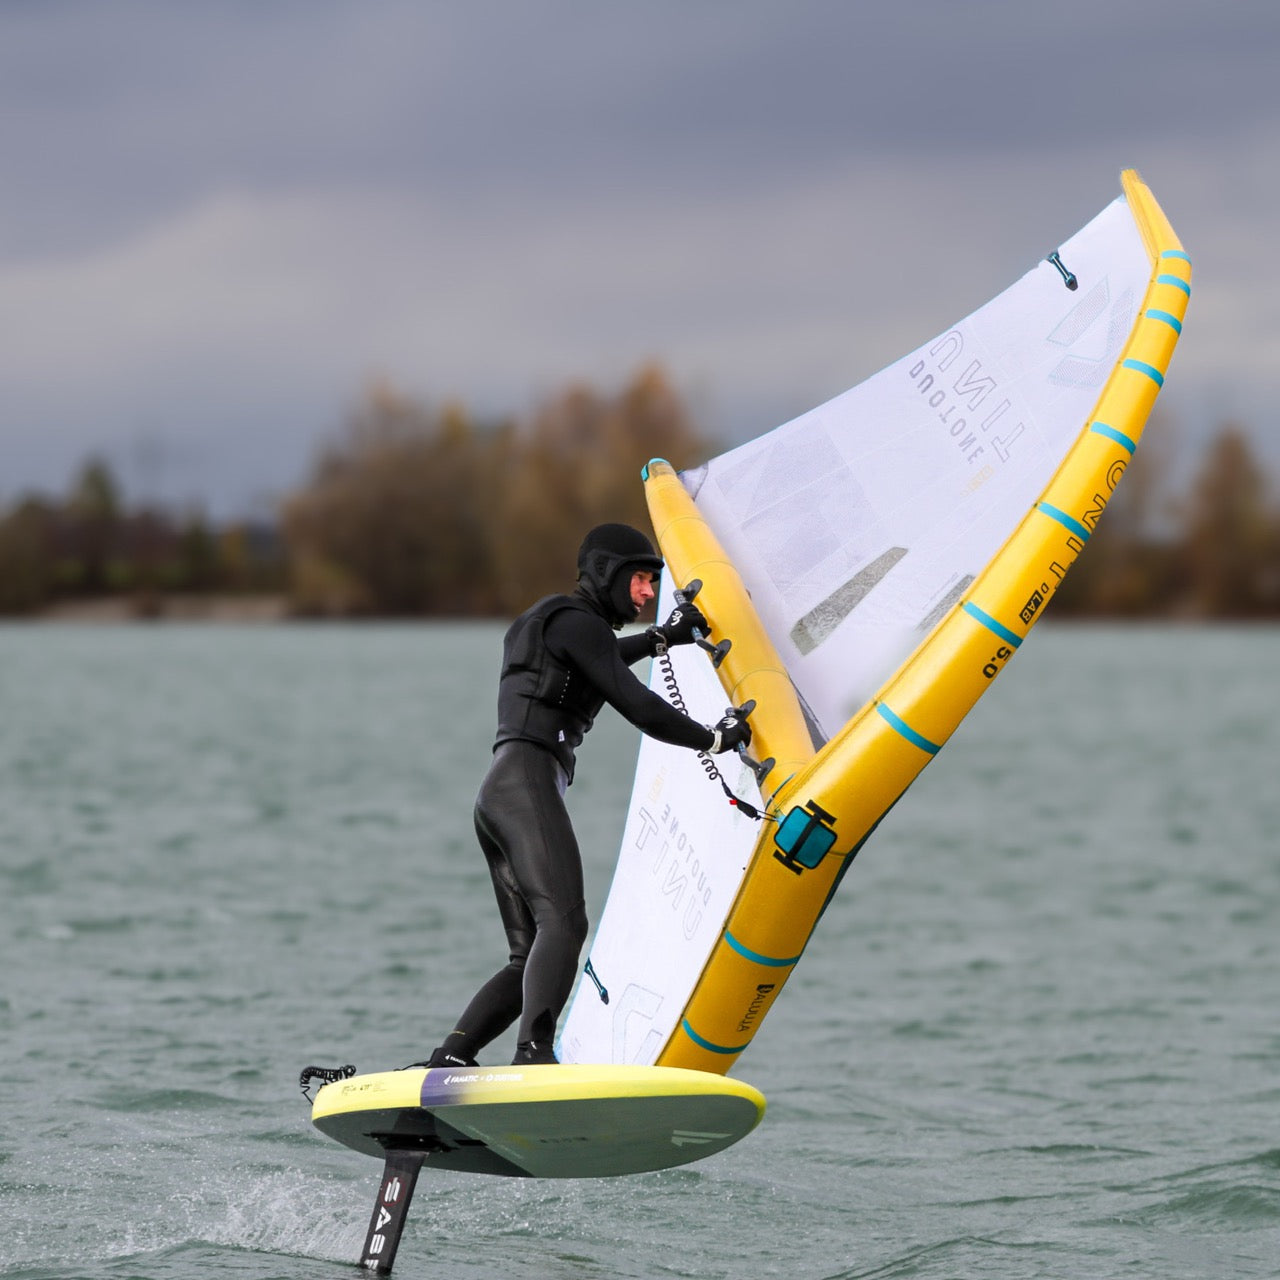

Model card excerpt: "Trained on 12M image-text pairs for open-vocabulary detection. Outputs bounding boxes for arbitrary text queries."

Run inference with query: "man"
[423,522,752,1067]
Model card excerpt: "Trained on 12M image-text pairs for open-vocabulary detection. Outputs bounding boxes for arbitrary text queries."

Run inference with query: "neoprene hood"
[575,523,663,627]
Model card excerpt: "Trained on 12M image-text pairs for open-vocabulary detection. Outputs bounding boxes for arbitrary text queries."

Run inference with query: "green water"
[1,623,1277,1279]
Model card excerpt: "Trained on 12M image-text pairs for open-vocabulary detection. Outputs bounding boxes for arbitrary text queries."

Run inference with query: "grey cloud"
[5,1,1276,247]
[1,1,1276,513]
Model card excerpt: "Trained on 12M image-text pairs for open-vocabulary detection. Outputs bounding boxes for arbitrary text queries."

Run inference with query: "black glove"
[648,601,708,652]
[708,705,753,754]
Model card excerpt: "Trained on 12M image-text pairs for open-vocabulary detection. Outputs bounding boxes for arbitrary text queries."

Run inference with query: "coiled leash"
[299,1063,357,1104]
[653,579,775,822]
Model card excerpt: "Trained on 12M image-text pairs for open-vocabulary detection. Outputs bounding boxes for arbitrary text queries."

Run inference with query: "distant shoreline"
[15,597,1278,626]
[29,594,291,623]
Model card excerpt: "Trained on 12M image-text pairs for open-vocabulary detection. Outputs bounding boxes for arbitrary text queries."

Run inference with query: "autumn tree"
[63,458,123,592]
[1178,424,1279,616]
[0,498,57,613]
[490,363,712,612]
[283,382,506,615]
[283,365,712,617]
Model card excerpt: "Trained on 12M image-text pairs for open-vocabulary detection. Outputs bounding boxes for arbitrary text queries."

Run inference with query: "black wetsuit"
[444,589,714,1060]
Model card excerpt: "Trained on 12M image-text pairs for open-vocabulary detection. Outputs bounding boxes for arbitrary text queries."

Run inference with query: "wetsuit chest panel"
[495,596,605,775]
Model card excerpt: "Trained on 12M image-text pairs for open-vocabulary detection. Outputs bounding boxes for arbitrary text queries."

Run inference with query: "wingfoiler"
[311,170,1189,1273]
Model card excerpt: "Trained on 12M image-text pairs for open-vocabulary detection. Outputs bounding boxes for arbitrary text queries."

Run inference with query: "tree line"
[1,364,1277,619]
[281,364,712,616]
[0,458,284,615]
[1052,420,1280,618]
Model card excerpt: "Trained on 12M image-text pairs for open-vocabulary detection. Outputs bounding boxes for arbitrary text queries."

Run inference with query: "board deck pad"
[312,1064,766,1178]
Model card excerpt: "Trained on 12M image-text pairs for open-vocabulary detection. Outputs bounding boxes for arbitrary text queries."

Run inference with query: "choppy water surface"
[1,623,1277,1279]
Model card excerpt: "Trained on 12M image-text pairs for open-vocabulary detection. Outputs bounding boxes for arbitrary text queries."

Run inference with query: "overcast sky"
[2,1,1277,517]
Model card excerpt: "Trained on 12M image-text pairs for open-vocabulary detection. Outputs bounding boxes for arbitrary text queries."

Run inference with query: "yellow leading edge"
[645,170,1190,1075]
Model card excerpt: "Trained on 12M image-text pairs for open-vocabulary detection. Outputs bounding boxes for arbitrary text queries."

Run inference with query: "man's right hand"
[653,601,708,649]
[708,705,753,754]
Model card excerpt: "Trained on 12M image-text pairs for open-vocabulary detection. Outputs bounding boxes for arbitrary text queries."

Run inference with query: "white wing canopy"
[561,182,1183,1068]
[688,197,1147,737]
